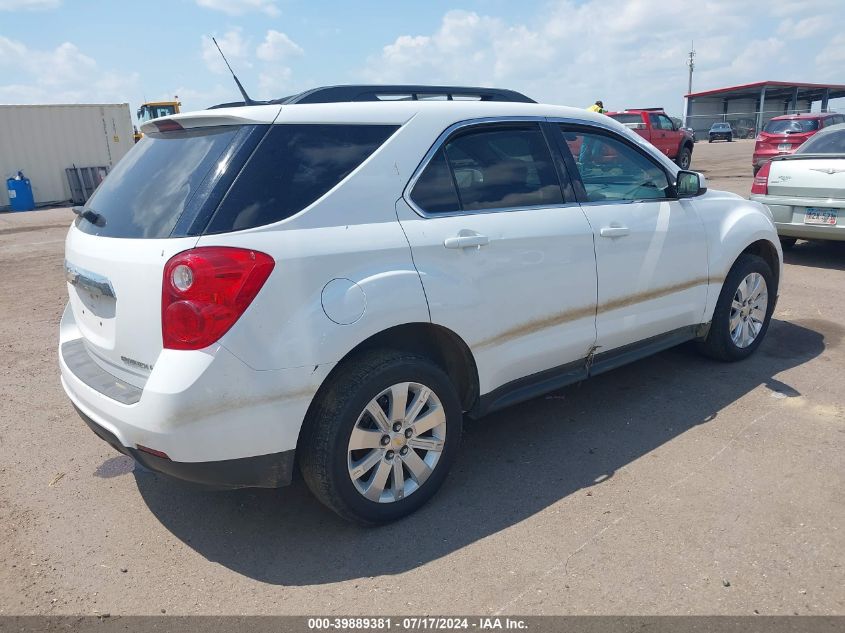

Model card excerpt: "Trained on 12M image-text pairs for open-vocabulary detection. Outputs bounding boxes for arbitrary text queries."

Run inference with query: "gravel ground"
[0,140,843,616]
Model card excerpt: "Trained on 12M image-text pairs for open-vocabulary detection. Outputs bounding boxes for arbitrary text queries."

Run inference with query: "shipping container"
[0,103,134,209]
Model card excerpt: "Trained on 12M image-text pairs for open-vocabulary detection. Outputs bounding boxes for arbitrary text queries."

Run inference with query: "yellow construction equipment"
[133,100,181,142]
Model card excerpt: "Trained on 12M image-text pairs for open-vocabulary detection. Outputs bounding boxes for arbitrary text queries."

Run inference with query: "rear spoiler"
[139,106,282,134]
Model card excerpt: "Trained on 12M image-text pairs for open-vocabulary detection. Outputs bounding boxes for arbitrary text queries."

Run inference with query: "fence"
[685,109,841,139]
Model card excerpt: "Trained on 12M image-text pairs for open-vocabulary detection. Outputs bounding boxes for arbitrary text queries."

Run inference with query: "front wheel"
[299,349,462,525]
[676,147,692,170]
[697,254,775,362]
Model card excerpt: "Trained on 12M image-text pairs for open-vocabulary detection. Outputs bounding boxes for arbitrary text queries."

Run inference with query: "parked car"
[606,109,695,169]
[753,112,845,174]
[59,85,782,525]
[750,122,845,248]
[709,122,734,143]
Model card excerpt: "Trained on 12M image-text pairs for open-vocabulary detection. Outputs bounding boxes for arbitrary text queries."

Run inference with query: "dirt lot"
[1,140,843,616]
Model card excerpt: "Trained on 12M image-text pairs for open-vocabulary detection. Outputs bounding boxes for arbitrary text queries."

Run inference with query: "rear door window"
[439,125,564,212]
[206,124,399,233]
[77,126,241,238]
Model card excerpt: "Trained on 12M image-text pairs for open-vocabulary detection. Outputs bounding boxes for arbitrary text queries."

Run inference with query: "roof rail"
[208,84,535,109]
[625,107,665,112]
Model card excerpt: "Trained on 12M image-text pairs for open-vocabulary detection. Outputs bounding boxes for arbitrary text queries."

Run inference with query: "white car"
[60,85,782,524]
[751,122,845,248]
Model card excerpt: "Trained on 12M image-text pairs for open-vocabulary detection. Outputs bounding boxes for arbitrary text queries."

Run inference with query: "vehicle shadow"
[784,239,845,271]
[135,318,839,586]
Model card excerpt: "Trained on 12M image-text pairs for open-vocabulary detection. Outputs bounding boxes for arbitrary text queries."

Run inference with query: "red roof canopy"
[686,81,845,100]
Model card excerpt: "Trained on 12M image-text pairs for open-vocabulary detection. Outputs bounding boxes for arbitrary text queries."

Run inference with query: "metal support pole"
[822,88,830,112]
[791,86,799,113]
[757,86,766,135]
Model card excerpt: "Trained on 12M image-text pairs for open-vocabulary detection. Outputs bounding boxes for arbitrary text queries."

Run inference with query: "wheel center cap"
[392,435,406,448]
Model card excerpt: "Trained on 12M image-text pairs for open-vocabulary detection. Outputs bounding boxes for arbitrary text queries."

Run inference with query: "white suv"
[60,85,782,524]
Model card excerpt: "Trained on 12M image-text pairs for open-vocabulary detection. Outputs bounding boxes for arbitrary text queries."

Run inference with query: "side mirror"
[675,170,707,198]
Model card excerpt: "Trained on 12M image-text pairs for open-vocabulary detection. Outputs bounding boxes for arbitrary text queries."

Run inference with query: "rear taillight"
[162,247,275,350]
[751,161,771,195]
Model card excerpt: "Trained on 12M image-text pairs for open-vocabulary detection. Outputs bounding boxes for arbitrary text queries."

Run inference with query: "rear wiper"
[72,206,106,227]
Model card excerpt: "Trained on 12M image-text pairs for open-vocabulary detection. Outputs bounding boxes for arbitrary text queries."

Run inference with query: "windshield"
[77,126,242,238]
[711,124,730,130]
[764,119,820,134]
[796,128,845,154]
[137,104,179,124]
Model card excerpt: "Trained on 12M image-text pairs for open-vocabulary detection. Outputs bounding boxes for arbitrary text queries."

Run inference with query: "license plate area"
[804,207,838,225]
[777,143,792,151]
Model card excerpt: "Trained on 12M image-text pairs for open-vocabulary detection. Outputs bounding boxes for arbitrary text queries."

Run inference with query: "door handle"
[444,234,490,249]
[599,226,630,238]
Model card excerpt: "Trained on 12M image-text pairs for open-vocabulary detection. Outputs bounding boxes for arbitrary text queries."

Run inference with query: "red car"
[606,109,695,169]
[753,112,845,174]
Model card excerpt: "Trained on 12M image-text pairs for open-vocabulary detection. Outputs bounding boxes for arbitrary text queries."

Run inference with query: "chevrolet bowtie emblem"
[810,167,845,175]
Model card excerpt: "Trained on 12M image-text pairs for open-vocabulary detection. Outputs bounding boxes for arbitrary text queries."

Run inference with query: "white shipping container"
[0,103,134,209]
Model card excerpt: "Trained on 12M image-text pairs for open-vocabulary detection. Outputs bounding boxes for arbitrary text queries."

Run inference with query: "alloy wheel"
[347,382,446,503]
[729,272,768,348]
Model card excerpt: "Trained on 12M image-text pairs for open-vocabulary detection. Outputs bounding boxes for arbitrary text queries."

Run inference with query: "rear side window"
[77,126,240,238]
[206,124,399,233]
[764,119,820,134]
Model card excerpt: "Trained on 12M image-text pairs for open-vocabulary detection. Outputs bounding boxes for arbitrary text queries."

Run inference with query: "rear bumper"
[74,404,295,488]
[59,302,333,468]
[750,195,845,241]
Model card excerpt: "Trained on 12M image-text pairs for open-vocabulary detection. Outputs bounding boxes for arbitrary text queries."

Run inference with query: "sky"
[2,0,845,123]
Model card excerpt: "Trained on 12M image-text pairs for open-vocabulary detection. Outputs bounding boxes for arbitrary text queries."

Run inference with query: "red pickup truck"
[606,109,695,169]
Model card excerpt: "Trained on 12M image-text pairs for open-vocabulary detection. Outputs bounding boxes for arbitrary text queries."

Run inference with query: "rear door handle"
[444,234,490,249]
[599,226,630,238]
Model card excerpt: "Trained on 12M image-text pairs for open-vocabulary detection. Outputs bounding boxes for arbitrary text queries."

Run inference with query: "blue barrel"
[7,173,35,212]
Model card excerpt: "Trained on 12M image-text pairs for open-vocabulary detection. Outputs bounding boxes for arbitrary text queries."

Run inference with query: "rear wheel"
[676,147,692,170]
[698,254,775,362]
[299,349,462,525]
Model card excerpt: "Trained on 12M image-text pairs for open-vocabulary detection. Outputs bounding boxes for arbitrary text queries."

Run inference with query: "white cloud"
[359,1,845,115]
[195,0,279,17]
[256,30,303,62]
[0,0,60,9]
[201,29,251,74]
[257,68,293,99]
[0,36,138,103]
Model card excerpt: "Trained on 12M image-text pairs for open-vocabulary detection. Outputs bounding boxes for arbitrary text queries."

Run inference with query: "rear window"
[77,126,241,238]
[796,129,845,154]
[608,113,644,125]
[205,124,399,233]
[764,119,820,134]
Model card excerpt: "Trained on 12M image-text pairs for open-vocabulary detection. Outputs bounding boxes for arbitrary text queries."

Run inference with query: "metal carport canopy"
[685,80,845,102]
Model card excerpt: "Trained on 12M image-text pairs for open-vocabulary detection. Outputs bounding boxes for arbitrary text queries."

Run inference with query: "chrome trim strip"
[64,261,116,299]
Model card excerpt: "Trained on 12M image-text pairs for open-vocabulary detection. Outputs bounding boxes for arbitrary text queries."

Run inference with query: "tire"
[697,254,776,362]
[299,349,463,525]
[708,138,713,143]
[728,135,733,142]
[676,146,692,170]
[779,237,798,250]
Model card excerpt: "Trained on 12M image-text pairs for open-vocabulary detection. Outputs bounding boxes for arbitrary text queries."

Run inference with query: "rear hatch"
[64,113,275,388]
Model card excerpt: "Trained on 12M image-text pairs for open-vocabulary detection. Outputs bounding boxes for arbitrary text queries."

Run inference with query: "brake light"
[153,119,184,133]
[162,247,275,350]
[751,162,771,195]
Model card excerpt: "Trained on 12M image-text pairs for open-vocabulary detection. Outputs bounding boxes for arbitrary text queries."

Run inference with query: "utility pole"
[683,42,696,128]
